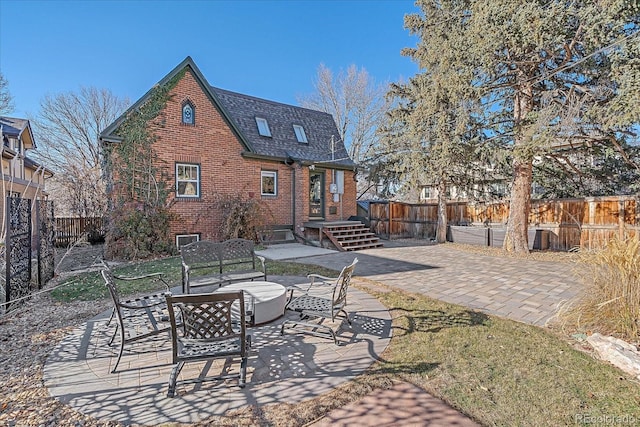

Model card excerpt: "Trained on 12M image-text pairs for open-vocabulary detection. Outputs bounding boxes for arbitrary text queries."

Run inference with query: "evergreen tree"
[402,0,639,253]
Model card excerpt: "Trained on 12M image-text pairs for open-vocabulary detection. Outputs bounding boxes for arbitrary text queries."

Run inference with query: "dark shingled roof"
[0,116,29,138]
[99,57,355,170]
[212,87,354,168]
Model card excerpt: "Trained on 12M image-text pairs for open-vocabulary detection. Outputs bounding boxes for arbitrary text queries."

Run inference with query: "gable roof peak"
[99,57,354,168]
[99,56,252,148]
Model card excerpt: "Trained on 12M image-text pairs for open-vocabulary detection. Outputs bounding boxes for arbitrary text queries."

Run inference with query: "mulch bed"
[1,243,118,426]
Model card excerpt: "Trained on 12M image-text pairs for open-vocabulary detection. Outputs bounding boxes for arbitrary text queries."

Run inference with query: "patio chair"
[165,291,251,398]
[281,257,358,345]
[101,266,173,373]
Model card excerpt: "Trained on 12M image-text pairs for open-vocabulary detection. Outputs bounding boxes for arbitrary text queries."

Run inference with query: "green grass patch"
[370,288,640,426]
[265,261,337,277]
[51,257,338,303]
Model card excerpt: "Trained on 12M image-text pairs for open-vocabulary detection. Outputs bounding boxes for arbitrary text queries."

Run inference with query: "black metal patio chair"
[101,265,173,373]
[281,257,358,345]
[165,291,251,398]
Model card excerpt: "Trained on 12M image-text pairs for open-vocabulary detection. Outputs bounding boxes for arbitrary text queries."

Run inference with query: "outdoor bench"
[180,238,267,293]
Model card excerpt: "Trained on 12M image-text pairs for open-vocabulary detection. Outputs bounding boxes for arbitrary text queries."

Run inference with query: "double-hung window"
[176,163,200,198]
[261,171,277,196]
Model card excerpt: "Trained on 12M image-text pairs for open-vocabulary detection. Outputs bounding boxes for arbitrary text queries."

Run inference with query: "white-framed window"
[261,170,277,196]
[256,117,272,137]
[490,182,506,198]
[176,163,200,198]
[182,101,195,125]
[8,137,19,152]
[293,124,308,143]
[420,186,435,200]
[176,234,200,248]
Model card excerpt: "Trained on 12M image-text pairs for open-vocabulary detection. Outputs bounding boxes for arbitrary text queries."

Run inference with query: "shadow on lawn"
[372,360,441,377]
[391,308,489,335]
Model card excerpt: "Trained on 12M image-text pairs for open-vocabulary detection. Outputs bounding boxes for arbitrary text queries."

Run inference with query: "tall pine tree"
[400,0,639,252]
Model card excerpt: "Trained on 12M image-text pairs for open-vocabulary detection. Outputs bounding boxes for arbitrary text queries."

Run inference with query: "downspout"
[284,156,296,232]
[291,166,296,230]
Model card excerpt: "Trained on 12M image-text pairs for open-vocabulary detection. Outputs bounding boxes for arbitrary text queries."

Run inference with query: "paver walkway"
[311,381,480,427]
[295,241,581,326]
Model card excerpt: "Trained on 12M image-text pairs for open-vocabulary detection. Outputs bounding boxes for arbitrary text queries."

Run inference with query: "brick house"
[100,57,382,250]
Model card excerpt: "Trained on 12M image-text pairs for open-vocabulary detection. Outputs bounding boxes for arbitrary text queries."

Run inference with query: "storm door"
[309,171,325,220]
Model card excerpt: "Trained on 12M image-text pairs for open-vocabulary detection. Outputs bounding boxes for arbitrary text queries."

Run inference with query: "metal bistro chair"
[165,291,251,398]
[281,258,358,345]
[101,267,173,373]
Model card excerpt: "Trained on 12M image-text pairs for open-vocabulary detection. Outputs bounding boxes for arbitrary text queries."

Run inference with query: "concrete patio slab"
[255,243,337,260]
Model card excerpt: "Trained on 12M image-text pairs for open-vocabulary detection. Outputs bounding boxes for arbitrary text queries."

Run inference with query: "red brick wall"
[295,165,357,230]
[140,69,357,243]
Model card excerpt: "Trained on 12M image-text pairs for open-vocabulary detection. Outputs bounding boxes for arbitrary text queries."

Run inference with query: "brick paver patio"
[44,241,584,425]
[297,242,581,326]
[44,277,391,425]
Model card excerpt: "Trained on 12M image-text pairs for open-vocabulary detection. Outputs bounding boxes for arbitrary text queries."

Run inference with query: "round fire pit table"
[219,281,287,325]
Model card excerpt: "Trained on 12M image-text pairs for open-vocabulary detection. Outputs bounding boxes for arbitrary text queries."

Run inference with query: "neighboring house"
[418,137,623,203]
[99,57,359,248]
[419,180,508,203]
[0,117,53,218]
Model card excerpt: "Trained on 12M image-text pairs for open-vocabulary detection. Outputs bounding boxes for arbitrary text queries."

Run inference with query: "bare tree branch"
[31,87,129,217]
[0,72,14,114]
[298,64,391,165]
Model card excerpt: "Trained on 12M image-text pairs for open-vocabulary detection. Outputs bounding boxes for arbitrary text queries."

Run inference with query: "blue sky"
[0,0,420,119]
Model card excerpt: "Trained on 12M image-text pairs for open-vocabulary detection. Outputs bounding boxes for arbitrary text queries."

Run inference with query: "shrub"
[106,204,176,260]
[213,194,272,242]
[87,227,105,245]
[559,236,640,341]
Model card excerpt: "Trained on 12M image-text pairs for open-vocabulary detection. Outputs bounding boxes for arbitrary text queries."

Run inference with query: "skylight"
[256,117,271,137]
[293,124,308,143]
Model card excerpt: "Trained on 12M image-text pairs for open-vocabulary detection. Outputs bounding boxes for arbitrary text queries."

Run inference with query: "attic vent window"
[182,101,195,125]
[256,117,271,137]
[293,125,308,143]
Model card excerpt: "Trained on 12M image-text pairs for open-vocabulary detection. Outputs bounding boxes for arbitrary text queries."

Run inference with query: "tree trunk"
[435,179,448,243]
[505,78,534,253]
[504,158,532,253]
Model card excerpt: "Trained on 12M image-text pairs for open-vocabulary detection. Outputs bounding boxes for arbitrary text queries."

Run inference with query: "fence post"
[389,201,393,240]
[619,199,625,240]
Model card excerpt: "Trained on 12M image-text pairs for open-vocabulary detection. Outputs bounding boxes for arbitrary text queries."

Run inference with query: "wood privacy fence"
[55,217,105,247]
[369,196,639,251]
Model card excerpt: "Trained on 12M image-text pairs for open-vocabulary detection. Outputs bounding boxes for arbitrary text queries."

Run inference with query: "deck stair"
[322,222,383,251]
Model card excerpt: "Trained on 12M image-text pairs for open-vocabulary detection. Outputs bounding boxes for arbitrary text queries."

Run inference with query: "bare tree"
[299,64,391,167]
[0,72,14,114]
[32,87,129,217]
